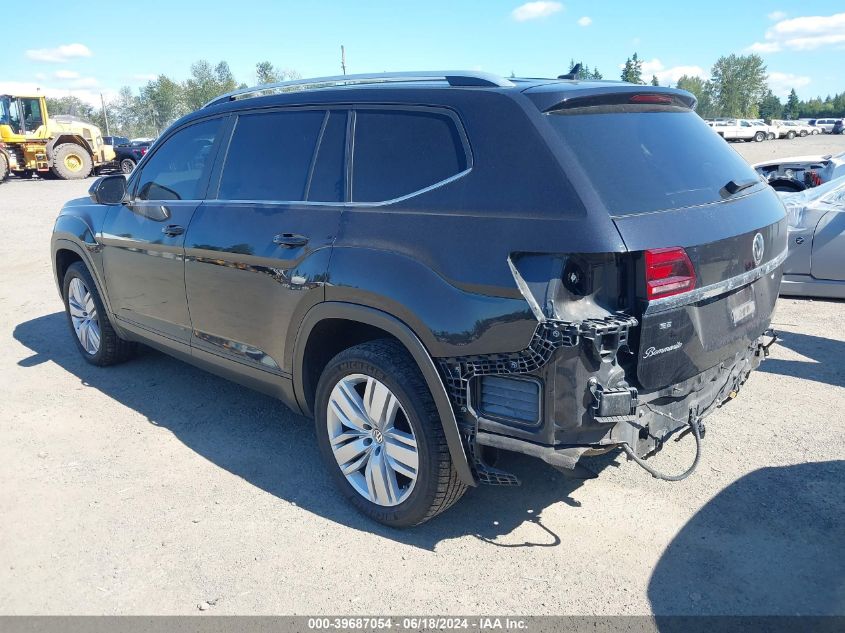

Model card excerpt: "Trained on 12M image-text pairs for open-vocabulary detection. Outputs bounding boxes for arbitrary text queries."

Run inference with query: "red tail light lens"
[645,247,696,300]
[629,94,673,104]
[141,147,148,155]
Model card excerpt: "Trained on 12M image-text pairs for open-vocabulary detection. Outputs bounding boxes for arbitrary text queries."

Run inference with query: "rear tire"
[767,132,775,140]
[754,131,766,142]
[120,158,136,174]
[799,130,808,137]
[51,143,93,180]
[62,262,136,366]
[787,131,796,139]
[0,152,8,182]
[314,339,467,527]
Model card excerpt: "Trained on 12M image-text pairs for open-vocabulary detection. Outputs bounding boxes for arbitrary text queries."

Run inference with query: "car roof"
[190,71,694,120]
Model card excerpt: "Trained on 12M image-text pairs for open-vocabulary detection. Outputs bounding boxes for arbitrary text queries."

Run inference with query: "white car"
[753,151,845,192]
[810,118,840,134]
[777,120,813,138]
[708,119,767,142]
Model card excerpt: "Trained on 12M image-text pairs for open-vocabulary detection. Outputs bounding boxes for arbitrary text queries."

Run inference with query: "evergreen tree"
[621,52,643,84]
[785,89,800,119]
[651,75,660,87]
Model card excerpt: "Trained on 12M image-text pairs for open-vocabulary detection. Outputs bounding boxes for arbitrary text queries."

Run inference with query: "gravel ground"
[0,136,843,616]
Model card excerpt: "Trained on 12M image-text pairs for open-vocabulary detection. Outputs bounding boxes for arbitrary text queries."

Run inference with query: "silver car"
[780,177,845,299]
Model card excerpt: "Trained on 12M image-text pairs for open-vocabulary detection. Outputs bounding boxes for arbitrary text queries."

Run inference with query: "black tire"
[51,143,93,180]
[787,131,796,139]
[767,132,775,140]
[0,151,8,182]
[754,131,766,142]
[120,158,136,174]
[62,262,136,366]
[799,130,808,137]
[314,339,467,527]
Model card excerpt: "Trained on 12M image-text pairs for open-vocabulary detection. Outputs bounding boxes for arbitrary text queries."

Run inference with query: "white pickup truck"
[708,119,768,142]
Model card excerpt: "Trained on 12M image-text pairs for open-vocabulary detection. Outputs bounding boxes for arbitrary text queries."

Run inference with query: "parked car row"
[705,118,833,142]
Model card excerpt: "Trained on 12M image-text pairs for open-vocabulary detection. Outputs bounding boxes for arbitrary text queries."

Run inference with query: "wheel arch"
[52,236,115,318]
[293,302,476,486]
[46,135,94,162]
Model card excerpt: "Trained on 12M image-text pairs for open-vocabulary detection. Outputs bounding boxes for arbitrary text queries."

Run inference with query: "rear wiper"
[722,177,761,197]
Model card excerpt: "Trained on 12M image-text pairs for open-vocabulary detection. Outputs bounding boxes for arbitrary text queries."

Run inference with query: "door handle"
[273,233,309,248]
[162,224,185,237]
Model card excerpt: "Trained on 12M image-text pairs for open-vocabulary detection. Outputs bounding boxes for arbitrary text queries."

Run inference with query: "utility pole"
[341,45,347,76]
[100,92,110,136]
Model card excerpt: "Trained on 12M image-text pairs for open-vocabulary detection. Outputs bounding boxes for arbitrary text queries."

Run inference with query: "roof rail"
[202,71,515,108]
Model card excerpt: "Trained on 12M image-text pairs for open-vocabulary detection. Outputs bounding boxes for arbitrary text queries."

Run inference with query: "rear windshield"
[547,109,763,216]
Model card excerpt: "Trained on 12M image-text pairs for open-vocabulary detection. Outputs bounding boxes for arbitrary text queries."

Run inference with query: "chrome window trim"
[645,247,788,315]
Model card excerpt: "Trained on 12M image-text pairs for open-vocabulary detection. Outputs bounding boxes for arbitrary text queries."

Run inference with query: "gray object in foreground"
[780,176,845,299]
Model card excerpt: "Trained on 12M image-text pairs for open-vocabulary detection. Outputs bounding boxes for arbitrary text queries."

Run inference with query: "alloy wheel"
[326,374,419,507]
[67,277,101,355]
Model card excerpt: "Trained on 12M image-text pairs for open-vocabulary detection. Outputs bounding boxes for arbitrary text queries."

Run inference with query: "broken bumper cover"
[439,317,777,483]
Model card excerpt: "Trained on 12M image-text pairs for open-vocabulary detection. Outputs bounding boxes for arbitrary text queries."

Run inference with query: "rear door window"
[546,109,763,216]
[307,110,347,203]
[219,109,325,201]
[351,109,468,203]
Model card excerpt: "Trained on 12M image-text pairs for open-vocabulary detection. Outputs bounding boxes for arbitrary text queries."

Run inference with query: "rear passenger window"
[307,110,347,202]
[219,110,325,201]
[352,110,467,203]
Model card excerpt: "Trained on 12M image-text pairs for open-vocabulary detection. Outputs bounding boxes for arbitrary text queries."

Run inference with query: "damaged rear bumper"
[439,313,777,484]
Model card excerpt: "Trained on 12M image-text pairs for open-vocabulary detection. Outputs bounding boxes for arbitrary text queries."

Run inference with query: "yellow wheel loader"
[0,94,115,181]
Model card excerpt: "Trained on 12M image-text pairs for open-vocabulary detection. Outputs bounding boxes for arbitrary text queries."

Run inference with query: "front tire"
[787,131,797,139]
[62,262,136,366]
[754,131,766,142]
[0,152,8,182]
[314,339,467,527]
[51,143,93,180]
[799,130,808,137]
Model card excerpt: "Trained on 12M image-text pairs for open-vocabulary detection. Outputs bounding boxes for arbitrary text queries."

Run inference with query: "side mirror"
[88,175,127,205]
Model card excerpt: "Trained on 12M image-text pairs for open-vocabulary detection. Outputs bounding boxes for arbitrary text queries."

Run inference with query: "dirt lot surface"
[1,135,843,616]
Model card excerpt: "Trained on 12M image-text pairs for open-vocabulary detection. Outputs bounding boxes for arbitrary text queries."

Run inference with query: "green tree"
[709,53,767,118]
[650,75,660,86]
[676,75,717,119]
[566,59,603,80]
[758,90,783,121]
[785,89,800,119]
[182,60,239,111]
[621,52,643,84]
[45,96,94,119]
[255,61,302,85]
[141,75,184,135]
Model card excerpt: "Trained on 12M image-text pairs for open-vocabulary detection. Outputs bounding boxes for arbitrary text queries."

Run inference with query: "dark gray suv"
[51,71,786,526]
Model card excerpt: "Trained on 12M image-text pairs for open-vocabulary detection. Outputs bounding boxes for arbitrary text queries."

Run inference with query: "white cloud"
[25,43,92,63]
[512,1,563,22]
[577,16,592,27]
[633,59,709,85]
[768,11,787,21]
[0,81,115,107]
[133,73,158,82]
[747,12,845,53]
[768,71,811,97]
[54,70,80,80]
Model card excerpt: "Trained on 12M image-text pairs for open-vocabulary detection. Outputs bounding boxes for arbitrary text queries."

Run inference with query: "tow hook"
[757,328,778,358]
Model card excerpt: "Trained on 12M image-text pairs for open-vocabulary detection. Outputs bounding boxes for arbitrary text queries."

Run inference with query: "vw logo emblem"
[752,233,765,266]
[372,429,384,444]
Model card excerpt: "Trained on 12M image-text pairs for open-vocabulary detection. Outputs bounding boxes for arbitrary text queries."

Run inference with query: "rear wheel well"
[55,248,83,288]
[301,319,405,413]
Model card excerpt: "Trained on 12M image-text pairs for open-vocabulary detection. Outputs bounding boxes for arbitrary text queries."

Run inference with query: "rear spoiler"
[524,84,697,113]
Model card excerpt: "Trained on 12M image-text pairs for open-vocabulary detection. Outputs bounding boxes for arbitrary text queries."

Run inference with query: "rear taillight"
[141,147,148,155]
[645,247,696,300]
[629,94,673,104]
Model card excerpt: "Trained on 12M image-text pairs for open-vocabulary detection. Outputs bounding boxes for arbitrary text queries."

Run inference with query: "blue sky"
[1,1,843,105]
